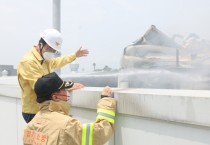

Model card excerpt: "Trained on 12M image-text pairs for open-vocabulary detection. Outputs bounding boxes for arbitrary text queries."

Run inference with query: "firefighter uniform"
[23,97,116,145]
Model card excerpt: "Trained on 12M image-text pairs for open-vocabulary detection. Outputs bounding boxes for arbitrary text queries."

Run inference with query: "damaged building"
[119,25,210,89]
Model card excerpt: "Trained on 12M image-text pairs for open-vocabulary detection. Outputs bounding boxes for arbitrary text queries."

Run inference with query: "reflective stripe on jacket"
[23,97,116,145]
[17,46,76,114]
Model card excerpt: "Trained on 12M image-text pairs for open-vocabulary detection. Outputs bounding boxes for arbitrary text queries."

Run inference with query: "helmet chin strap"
[39,43,45,64]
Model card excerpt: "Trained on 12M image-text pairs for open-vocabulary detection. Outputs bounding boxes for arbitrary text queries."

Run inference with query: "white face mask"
[43,52,55,60]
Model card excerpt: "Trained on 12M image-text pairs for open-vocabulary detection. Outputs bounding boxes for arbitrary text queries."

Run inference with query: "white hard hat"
[40,28,63,51]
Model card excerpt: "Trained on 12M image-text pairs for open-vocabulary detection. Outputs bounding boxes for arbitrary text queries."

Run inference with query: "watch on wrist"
[101,93,114,98]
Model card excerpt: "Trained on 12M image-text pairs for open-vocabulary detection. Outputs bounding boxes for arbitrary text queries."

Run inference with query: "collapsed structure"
[118,25,210,89]
[121,25,210,69]
[66,25,210,89]
[121,25,182,69]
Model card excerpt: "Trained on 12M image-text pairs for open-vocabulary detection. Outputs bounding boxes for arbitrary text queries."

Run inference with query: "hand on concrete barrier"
[101,86,113,98]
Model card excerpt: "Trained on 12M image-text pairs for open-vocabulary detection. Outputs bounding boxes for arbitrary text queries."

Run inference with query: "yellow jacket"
[17,46,76,114]
[23,97,116,145]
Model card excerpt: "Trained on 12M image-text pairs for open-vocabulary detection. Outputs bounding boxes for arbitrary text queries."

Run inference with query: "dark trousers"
[22,112,36,123]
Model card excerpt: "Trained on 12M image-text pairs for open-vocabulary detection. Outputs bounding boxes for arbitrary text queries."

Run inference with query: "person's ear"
[51,94,59,102]
[39,43,43,49]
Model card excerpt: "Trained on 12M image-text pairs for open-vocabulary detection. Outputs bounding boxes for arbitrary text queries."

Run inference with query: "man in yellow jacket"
[23,72,116,145]
[17,28,89,123]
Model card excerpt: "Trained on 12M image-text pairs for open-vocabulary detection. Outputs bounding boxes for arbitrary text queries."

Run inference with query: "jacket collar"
[32,46,43,63]
[39,100,70,115]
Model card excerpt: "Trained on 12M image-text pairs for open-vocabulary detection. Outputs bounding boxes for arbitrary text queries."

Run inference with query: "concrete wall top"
[0,77,210,127]
[71,87,210,127]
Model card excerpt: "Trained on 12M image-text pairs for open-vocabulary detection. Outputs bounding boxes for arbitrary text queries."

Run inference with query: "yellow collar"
[39,100,70,115]
[31,46,43,62]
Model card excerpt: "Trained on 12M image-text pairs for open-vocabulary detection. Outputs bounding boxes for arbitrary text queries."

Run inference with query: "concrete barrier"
[0,77,210,145]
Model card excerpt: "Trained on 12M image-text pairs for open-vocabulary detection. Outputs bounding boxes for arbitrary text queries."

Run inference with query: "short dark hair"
[38,38,46,46]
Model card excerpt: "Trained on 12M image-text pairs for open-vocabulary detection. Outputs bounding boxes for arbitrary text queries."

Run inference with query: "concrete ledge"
[0,84,21,98]
[117,89,210,127]
[72,88,210,127]
[0,78,210,127]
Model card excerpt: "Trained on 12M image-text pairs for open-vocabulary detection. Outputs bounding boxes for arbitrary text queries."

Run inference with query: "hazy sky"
[0,0,210,74]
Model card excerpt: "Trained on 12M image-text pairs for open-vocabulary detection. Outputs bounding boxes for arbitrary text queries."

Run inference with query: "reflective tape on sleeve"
[82,123,94,145]
[97,109,115,123]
